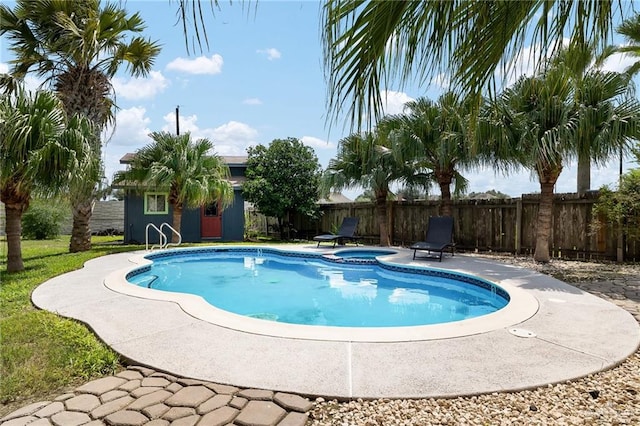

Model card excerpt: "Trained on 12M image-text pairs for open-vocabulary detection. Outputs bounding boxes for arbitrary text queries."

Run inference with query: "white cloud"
[161,113,258,156]
[166,54,224,75]
[243,98,262,105]
[0,63,8,73]
[381,90,415,115]
[301,136,336,150]
[257,48,281,61]
[104,106,152,147]
[112,71,169,100]
[599,51,637,74]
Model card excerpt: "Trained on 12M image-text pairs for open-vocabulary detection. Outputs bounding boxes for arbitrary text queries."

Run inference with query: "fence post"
[515,198,522,255]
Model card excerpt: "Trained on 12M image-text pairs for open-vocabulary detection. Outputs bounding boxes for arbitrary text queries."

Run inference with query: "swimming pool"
[126,247,509,328]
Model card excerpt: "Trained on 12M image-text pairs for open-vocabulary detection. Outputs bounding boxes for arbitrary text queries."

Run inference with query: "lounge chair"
[410,216,456,261]
[313,217,362,248]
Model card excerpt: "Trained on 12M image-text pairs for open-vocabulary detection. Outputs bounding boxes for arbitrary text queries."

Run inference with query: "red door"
[201,202,222,238]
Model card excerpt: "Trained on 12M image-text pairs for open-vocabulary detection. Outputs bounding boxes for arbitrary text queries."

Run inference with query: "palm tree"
[386,93,477,216]
[478,65,577,263]
[321,1,627,129]
[0,88,92,272]
[0,0,161,252]
[322,129,428,246]
[552,43,640,194]
[609,13,640,76]
[112,131,234,242]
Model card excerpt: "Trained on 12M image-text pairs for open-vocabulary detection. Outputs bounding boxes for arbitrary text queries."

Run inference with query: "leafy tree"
[592,169,640,248]
[243,137,322,240]
[322,130,428,246]
[0,0,161,252]
[321,1,627,129]
[606,13,640,76]
[113,131,233,242]
[22,198,69,240]
[0,88,92,272]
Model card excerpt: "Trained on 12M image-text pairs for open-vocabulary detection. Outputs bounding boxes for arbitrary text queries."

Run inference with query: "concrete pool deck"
[31,245,640,400]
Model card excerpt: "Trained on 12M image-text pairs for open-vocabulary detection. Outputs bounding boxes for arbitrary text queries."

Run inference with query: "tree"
[321,1,627,129]
[0,88,92,272]
[112,131,233,242]
[0,0,161,252]
[608,13,640,76]
[322,130,428,246]
[385,93,476,216]
[243,138,322,240]
[551,43,640,194]
[478,64,578,263]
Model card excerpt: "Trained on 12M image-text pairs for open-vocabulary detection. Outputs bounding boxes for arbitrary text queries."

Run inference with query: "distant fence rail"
[288,192,638,262]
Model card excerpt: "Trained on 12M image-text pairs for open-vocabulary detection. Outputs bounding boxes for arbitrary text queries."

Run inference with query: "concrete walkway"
[3,245,638,425]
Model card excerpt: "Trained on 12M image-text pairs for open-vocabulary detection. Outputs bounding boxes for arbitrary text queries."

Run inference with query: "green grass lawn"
[0,236,143,408]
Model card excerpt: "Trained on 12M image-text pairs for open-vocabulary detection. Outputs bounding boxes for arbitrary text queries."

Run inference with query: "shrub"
[22,200,68,240]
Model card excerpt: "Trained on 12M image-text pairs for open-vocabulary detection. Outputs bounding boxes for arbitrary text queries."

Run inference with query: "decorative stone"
[142,403,170,419]
[34,401,64,418]
[130,386,163,398]
[237,389,274,401]
[141,377,171,388]
[277,412,309,426]
[145,420,169,426]
[116,370,143,381]
[51,410,91,426]
[27,419,54,426]
[166,382,183,393]
[90,395,134,419]
[204,383,239,395]
[118,380,141,392]
[65,394,101,412]
[164,386,214,407]
[234,401,286,426]
[101,390,130,403]
[127,390,172,410]
[103,410,149,426]
[176,378,206,386]
[76,377,128,396]
[161,407,195,421]
[229,397,248,410]
[149,372,177,382]
[1,401,50,421]
[54,394,75,402]
[197,394,232,414]
[198,406,239,426]
[169,414,200,426]
[273,393,313,413]
[1,416,39,426]
[127,366,156,376]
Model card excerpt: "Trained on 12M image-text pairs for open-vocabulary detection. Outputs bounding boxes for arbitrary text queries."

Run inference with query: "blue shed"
[115,154,247,244]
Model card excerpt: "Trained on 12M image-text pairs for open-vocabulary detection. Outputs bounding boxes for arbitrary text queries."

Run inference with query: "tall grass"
[0,236,142,406]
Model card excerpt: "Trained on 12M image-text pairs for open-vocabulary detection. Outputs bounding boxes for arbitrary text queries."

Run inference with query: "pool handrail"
[145,223,167,251]
[160,223,182,248]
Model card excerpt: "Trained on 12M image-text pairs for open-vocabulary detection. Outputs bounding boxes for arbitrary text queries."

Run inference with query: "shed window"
[144,192,168,215]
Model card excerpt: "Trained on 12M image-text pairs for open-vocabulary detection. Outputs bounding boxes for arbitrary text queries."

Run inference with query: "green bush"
[22,200,68,240]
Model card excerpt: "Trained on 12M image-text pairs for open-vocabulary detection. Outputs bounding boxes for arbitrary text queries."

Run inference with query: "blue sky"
[1,0,638,199]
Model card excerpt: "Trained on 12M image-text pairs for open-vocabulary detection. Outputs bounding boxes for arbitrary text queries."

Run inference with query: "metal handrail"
[160,223,182,248]
[145,223,166,251]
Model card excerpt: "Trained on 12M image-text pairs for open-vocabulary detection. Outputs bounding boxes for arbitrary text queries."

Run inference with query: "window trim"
[144,192,169,215]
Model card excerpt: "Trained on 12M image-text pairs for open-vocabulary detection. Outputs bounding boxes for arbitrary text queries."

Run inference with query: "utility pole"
[175,105,180,135]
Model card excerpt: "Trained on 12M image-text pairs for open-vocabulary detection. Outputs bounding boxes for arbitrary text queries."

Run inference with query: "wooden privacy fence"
[290,192,639,261]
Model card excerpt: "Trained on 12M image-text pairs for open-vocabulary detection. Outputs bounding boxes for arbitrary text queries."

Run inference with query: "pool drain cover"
[509,328,536,338]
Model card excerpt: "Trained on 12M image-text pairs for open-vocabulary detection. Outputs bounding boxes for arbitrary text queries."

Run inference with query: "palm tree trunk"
[69,199,93,252]
[375,191,390,246]
[171,205,182,244]
[438,180,453,216]
[577,152,591,195]
[534,173,560,263]
[4,200,27,272]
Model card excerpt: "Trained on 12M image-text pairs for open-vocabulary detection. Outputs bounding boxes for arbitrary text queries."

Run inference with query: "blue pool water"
[127,248,509,327]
